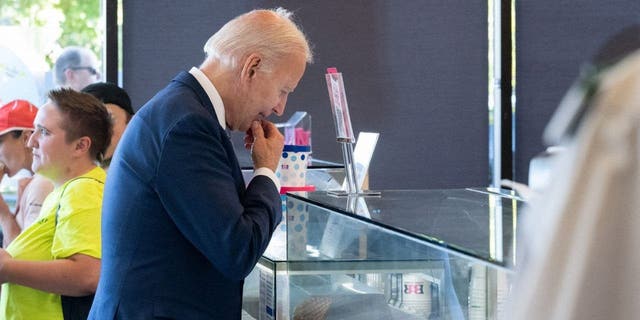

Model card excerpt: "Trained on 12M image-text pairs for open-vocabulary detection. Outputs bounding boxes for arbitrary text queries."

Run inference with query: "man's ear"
[64,68,75,82]
[240,53,262,81]
[74,136,92,156]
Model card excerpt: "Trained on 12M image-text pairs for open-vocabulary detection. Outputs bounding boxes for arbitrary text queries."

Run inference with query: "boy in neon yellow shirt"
[0,89,112,319]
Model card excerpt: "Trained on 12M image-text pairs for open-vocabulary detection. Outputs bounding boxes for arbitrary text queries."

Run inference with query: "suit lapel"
[172,72,246,193]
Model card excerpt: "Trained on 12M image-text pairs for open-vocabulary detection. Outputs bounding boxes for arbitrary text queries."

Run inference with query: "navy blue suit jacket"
[89,72,282,319]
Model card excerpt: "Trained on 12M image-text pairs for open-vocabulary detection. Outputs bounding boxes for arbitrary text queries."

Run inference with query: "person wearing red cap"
[0,100,53,247]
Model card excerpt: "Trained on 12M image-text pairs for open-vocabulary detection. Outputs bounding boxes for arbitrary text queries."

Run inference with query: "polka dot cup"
[276,145,311,187]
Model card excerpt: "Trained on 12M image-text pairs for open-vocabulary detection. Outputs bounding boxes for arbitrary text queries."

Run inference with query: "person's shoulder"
[152,72,200,101]
[59,170,106,212]
[64,168,106,194]
[17,176,33,192]
[138,79,205,121]
[23,174,54,199]
[29,174,53,188]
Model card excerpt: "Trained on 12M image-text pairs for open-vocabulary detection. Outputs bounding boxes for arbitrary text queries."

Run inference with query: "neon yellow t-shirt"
[0,167,105,320]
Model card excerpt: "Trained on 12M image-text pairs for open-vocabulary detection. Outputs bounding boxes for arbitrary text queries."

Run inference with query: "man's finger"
[261,121,279,138]
[251,120,264,139]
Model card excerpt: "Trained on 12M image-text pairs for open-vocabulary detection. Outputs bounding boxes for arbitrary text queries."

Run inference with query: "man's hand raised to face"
[246,120,284,172]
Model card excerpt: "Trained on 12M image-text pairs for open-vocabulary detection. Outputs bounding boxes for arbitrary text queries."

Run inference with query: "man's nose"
[273,98,287,116]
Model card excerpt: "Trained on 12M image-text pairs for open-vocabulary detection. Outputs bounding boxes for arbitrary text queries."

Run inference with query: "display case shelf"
[243,189,524,320]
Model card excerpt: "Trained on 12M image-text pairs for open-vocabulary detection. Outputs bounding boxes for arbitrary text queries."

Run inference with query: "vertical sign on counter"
[325,67,355,143]
[325,67,381,197]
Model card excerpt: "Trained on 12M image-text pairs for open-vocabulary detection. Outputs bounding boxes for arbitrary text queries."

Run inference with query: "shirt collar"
[189,67,226,130]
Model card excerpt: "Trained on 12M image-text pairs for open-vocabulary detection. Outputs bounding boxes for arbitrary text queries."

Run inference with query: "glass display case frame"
[242,188,524,320]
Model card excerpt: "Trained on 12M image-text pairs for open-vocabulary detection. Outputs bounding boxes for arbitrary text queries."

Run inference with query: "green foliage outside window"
[0,0,102,66]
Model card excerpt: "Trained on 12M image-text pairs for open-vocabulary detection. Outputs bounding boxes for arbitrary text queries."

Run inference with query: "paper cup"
[276,145,311,187]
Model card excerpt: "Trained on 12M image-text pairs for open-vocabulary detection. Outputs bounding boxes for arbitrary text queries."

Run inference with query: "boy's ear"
[74,136,92,156]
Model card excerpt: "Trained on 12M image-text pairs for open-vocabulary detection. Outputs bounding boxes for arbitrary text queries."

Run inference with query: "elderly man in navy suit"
[89,8,313,319]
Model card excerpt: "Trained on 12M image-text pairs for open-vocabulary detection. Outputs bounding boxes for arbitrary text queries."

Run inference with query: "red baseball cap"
[0,100,38,136]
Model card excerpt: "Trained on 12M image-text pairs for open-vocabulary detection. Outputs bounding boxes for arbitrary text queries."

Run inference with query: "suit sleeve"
[154,113,282,280]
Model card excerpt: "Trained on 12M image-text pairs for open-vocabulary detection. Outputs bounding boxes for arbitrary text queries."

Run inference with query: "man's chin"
[238,123,253,133]
[230,120,257,132]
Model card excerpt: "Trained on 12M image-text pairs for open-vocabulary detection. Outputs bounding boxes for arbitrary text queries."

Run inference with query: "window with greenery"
[0,0,104,105]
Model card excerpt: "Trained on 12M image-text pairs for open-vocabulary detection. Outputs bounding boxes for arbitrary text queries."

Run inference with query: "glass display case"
[242,188,524,320]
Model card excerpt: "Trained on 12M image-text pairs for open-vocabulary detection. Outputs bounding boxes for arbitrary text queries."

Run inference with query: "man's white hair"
[203,7,313,72]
